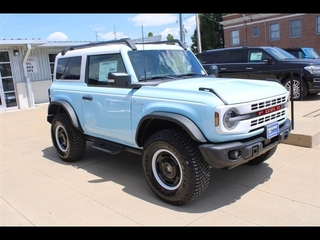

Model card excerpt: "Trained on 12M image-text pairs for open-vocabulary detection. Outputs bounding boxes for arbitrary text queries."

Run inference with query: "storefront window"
[0,51,17,108]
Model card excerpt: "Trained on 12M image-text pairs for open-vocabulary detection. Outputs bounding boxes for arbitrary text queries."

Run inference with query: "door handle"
[82,95,93,101]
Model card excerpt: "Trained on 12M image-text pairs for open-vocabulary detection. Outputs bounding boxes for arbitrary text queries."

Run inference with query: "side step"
[92,140,124,154]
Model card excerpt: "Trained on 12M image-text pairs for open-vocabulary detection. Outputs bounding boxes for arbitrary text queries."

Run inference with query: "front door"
[245,50,278,80]
[0,51,17,110]
[0,72,5,111]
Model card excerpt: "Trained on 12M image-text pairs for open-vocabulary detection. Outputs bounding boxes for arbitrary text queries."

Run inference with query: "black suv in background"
[196,46,320,100]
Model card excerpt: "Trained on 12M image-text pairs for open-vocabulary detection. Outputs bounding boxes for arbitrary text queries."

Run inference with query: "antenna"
[114,25,117,40]
[95,29,98,41]
[142,25,147,80]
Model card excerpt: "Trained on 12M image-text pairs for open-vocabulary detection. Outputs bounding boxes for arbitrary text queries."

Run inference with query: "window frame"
[290,19,301,38]
[230,30,240,46]
[252,26,259,37]
[269,23,280,41]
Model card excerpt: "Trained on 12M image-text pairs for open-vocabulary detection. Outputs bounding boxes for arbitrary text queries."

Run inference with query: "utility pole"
[179,14,183,42]
[196,14,202,53]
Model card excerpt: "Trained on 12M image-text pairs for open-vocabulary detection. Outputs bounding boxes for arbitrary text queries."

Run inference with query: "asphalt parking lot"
[0,96,320,226]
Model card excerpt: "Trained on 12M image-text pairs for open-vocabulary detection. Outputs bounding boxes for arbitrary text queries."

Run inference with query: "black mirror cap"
[108,72,131,87]
[208,65,219,77]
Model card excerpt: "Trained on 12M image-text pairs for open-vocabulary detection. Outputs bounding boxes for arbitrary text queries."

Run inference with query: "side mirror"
[208,65,219,77]
[263,57,274,65]
[108,72,131,87]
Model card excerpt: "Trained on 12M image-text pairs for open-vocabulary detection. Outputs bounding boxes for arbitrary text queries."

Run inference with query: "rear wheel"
[51,113,86,162]
[245,146,277,165]
[142,129,211,205]
[283,77,308,100]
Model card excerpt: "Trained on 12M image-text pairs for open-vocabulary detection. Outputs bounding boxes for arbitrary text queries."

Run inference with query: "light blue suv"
[47,38,291,205]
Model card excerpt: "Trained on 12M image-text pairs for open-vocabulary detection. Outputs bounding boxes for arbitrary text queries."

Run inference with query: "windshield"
[304,48,320,59]
[264,47,297,60]
[128,49,207,80]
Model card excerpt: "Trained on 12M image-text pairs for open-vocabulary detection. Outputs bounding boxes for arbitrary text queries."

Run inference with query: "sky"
[0,13,197,47]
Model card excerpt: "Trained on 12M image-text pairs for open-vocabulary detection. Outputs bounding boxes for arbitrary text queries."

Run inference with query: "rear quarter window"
[56,56,81,80]
[225,50,246,63]
[197,51,222,63]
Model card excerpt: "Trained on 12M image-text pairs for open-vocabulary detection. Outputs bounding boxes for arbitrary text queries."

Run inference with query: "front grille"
[251,96,286,111]
[251,110,286,126]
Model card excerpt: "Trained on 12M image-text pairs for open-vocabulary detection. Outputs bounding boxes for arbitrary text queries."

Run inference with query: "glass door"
[0,51,17,110]
[0,71,5,111]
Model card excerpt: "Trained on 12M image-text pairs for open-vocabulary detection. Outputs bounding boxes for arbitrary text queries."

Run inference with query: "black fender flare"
[136,112,207,146]
[47,100,83,132]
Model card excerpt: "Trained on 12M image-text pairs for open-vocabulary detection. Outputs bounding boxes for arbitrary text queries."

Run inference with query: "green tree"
[148,32,153,37]
[190,13,225,54]
[166,34,174,41]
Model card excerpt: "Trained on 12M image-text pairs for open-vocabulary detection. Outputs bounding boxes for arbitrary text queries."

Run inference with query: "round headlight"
[223,108,239,130]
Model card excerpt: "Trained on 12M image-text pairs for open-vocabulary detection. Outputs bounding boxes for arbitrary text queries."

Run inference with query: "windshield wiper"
[175,72,205,78]
[139,75,176,81]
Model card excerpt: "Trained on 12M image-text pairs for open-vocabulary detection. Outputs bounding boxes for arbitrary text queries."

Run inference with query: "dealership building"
[0,36,161,111]
[0,40,93,112]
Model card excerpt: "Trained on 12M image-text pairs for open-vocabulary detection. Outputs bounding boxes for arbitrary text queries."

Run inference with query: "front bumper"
[199,119,291,169]
[309,78,320,94]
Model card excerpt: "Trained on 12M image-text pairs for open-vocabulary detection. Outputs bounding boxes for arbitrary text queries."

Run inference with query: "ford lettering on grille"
[257,105,282,117]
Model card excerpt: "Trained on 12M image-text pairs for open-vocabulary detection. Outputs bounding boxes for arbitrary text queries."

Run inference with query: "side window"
[288,50,300,58]
[225,50,246,63]
[248,51,269,62]
[87,53,125,86]
[197,51,221,64]
[56,56,81,80]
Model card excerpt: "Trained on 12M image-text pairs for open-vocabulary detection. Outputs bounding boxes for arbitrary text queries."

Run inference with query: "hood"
[278,58,320,65]
[156,77,288,105]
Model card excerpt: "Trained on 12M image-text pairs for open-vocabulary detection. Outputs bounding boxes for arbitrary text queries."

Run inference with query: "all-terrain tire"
[245,146,277,165]
[51,113,86,162]
[142,128,211,206]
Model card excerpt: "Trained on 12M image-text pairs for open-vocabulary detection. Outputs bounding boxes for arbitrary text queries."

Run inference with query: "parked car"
[283,47,320,59]
[196,46,320,100]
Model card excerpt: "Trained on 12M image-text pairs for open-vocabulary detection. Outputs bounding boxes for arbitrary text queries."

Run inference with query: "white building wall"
[27,48,61,81]
[15,82,29,109]
[32,79,52,103]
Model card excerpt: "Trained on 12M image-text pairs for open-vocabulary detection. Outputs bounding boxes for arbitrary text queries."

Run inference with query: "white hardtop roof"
[59,42,185,56]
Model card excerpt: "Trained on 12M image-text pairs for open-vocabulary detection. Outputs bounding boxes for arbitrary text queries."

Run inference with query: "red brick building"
[220,13,320,53]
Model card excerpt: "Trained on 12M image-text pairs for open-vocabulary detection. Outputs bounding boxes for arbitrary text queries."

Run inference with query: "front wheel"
[283,77,308,100]
[51,113,86,162]
[142,129,211,206]
[245,146,277,165]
